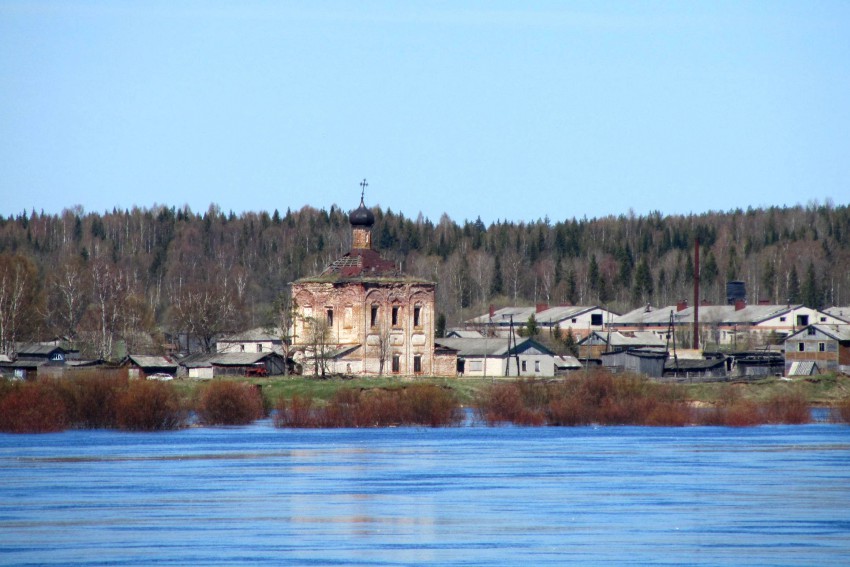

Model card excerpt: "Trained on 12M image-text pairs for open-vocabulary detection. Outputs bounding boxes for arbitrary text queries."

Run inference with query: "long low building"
[435,337,556,377]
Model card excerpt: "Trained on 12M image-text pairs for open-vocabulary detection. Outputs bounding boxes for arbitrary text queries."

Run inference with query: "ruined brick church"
[290,191,451,376]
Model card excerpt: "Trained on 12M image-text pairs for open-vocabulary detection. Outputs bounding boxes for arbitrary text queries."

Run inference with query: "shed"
[123,355,178,379]
[434,337,556,377]
[663,357,728,381]
[600,348,667,378]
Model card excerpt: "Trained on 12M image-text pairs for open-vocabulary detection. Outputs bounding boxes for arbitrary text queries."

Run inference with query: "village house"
[216,327,284,354]
[122,355,178,379]
[289,191,442,376]
[577,330,666,360]
[611,301,845,349]
[434,336,557,377]
[465,304,617,339]
[784,324,850,377]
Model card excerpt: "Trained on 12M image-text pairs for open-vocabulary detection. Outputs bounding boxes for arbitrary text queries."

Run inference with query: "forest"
[0,201,848,359]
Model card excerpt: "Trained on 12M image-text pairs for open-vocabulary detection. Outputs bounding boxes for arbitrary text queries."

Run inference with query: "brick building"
[290,195,444,376]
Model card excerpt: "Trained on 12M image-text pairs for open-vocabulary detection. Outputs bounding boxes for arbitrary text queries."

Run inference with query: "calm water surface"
[1,420,849,566]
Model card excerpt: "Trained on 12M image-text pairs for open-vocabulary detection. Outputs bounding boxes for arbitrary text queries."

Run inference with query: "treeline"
[1,201,849,358]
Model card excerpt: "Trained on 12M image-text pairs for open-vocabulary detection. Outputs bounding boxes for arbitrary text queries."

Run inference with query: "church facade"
[290,195,451,376]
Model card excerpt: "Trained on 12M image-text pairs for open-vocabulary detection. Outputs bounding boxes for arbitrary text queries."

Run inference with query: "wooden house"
[784,324,850,376]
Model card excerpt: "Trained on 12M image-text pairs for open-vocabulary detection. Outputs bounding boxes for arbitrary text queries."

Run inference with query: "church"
[290,188,454,376]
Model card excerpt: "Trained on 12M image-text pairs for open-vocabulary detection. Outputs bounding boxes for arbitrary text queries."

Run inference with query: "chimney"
[536,303,548,314]
[489,304,495,319]
[735,299,746,311]
[677,300,688,312]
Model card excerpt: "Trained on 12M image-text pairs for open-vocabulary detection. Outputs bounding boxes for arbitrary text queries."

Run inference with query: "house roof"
[434,337,555,357]
[219,327,284,343]
[785,324,850,342]
[664,357,726,371]
[554,355,582,369]
[579,330,666,348]
[823,307,850,324]
[788,361,820,376]
[14,343,68,356]
[613,304,808,326]
[466,305,613,326]
[445,330,484,338]
[178,351,285,368]
[126,355,176,369]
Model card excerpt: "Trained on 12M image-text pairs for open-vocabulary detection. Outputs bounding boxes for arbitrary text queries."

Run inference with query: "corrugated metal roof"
[435,337,553,357]
[554,355,581,369]
[823,307,850,323]
[219,327,284,342]
[466,305,609,326]
[127,355,176,368]
[614,304,805,326]
[788,361,820,376]
[210,352,281,366]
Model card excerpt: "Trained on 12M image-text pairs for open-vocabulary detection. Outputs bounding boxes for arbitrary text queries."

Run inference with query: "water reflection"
[1,423,849,565]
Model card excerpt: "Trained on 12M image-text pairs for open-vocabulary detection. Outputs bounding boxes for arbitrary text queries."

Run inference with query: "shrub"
[274,394,317,428]
[831,396,850,424]
[197,381,265,426]
[59,372,129,429]
[762,390,811,425]
[115,380,188,431]
[275,385,463,428]
[0,381,68,433]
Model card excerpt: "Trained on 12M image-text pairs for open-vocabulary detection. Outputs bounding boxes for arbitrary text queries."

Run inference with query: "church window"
[326,308,333,327]
[414,305,422,327]
[392,354,401,373]
[371,305,378,327]
[392,306,400,327]
[413,355,422,374]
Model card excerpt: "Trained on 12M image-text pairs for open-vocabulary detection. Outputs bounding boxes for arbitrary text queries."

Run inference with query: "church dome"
[349,200,375,228]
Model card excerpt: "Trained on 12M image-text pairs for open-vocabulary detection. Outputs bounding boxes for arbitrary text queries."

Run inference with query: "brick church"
[290,188,453,376]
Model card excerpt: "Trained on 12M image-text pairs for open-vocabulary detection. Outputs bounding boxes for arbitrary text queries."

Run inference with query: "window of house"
[392,354,400,373]
[779,317,786,322]
[807,327,816,336]
[521,360,527,372]
[414,305,422,327]
[591,314,603,326]
[819,342,826,352]
[326,308,333,327]
[257,344,263,352]
[534,360,541,372]
[414,355,422,374]
[798,342,805,352]
[571,318,577,324]
[370,305,378,327]
[469,360,483,372]
[392,306,400,327]
[820,316,827,322]
[240,344,245,352]
[797,315,809,327]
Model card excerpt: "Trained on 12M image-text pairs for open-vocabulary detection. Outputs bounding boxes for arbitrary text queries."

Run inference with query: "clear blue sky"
[2,1,848,224]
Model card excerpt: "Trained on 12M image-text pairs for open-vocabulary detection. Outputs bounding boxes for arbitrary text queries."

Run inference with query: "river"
[2,420,849,566]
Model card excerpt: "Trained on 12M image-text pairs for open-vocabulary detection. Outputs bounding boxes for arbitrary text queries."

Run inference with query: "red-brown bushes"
[833,396,850,424]
[115,380,188,431]
[476,373,695,427]
[275,384,463,428]
[59,372,129,429]
[274,394,316,427]
[762,390,811,425]
[0,381,68,433]
[196,381,265,426]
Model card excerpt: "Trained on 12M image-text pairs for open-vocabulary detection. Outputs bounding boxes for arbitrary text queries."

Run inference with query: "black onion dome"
[349,200,375,227]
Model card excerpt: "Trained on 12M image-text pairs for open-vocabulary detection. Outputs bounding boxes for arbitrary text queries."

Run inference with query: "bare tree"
[0,254,40,356]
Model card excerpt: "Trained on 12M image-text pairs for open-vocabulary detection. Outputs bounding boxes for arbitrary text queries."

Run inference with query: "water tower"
[726,280,746,305]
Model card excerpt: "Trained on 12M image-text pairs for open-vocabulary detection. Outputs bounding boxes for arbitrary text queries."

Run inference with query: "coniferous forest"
[1,202,848,359]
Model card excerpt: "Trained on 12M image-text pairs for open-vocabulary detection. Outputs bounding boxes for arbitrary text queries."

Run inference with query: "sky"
[1,1,849,225]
